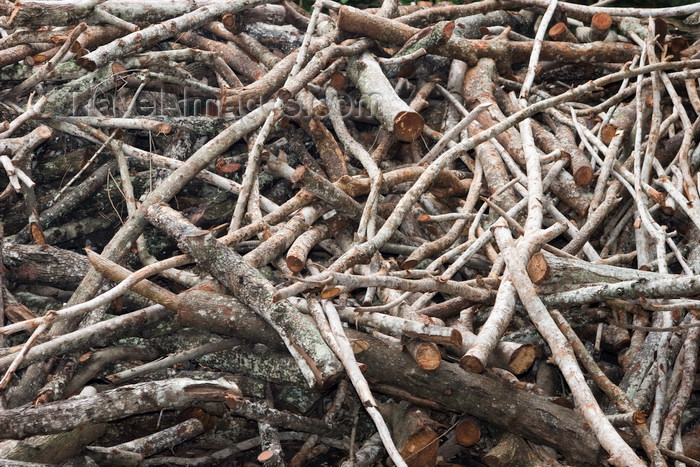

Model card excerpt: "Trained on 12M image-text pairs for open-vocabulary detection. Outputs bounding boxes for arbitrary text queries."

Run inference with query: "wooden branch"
[482,433,543,467]
[0,305,174,373]
[337,6,638,68]
[295,118,349,182]
[95,418,205,459]
[550,309,666,465]
[379,400,439,466]
[494,224,645,465]
[346,51,424,142]
[145,203,343,389]
[541,273,700,308]
[554,122,593,187]
[176,31,266,82]
[2,1,700,463]
[0,378,240,439]
[527,250,674,288]
[106,338,240,384]
[350,328,602,465]
[78,0,269,71]
[286,216,351,272]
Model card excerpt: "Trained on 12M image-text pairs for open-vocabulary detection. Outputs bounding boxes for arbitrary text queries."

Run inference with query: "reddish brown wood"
[549,22,579,42]
[527,251,550,284]
[591,13,612,36]
[455,416,482,447]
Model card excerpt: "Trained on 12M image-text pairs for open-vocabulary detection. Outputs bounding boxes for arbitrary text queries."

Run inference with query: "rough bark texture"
[2,1,700,465]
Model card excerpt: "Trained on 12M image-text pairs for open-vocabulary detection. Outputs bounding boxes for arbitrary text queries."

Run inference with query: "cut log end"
[647,188,666,207]
[411,342,442,371]
[449,329,462,348]
[669,36,688,55]
[393,111,424,142]
[289,165,306,184]
[330,71,346,91]
[633,410,647,424]
[350,338,371,354]
[573,166,594,188]
[508,344,536,375]
[221,13,236,29]
[286,256,305,273]
[600,123,618,145]
[548,22,570,41]
[460,354,485,374]
[77,56,97,72]
[401,257,420,270]
[548,22,578,43]
[320,285,341,299]
[35,125,53,139]
[455,417,482,447]
[591,13,613,32]
[526,252,550,284]
[32,53,50,64]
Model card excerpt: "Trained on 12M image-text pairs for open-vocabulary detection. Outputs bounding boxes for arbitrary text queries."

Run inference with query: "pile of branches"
[1,0,700,465]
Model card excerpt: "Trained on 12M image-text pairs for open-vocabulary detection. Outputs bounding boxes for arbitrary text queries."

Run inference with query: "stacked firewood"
[1,0,700,465]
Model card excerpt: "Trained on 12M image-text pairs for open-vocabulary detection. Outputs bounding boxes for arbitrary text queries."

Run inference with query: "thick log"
[145,203,343,390]
[454,416,482,447]
[176,290,284,349]
[0,379,240,439]
[528,250,676,292]
[0,424,106,464]
[77,0,269,71]
[337,5,638,67]
[380,400,439,467]
[3,244,89,288]
[0,305,174,373]
[453,321,536,375]
[482,433,543,467]
[8,0,283,26]
[350,329,601,465]
[6,0,216,26]
[170,303,601,464]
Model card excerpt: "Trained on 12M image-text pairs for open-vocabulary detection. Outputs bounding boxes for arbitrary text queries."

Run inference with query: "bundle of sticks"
[1,0,700,465]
